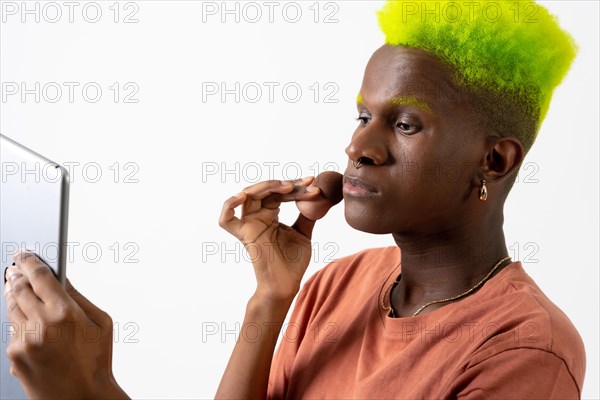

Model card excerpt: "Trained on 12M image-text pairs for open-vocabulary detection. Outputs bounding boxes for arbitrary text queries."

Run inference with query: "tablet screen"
[0,134,70,398]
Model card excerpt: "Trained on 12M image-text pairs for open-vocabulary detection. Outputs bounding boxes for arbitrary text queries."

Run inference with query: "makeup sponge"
[313,171,344,206]
[296,171,343,221]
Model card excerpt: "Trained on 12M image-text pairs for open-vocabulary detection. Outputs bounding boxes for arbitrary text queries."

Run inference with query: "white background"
[1,1,598,398]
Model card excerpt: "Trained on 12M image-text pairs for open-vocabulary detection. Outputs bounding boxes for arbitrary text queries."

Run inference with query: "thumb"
[291,213,317,240]
[66,278,112,330]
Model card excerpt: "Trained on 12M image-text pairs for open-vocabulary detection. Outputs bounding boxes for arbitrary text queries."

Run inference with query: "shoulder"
[300,246,399,296]
[450,346,582,399]
[463,262,586,393]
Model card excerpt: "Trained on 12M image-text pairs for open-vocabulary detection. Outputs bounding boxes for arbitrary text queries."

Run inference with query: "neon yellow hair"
[377,0,577,151]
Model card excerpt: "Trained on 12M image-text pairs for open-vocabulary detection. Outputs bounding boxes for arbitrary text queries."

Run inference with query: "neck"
[390,213,511,316]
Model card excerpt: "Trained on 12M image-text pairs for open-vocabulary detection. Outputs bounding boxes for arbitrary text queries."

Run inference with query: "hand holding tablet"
[4,250,128,399]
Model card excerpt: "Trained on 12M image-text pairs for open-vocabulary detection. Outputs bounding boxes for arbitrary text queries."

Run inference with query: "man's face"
[343,44,486,235]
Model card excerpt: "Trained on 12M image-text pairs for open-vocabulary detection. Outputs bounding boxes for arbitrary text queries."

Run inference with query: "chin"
[343,201,393,235]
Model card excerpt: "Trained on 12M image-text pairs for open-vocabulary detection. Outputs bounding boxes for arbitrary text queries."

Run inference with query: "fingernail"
[6,267,17,282]
[235,192,245,198]
[302,176,314,183]
[306,186,319,192]
[280,180,292,186]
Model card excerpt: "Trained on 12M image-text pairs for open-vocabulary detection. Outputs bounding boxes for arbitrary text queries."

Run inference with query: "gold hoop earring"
[479,179,488,201]
[353,159,362,169]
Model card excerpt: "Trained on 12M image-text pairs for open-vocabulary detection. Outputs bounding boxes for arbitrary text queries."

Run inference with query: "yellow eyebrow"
[389,96,433,115]
[357,94,433,116]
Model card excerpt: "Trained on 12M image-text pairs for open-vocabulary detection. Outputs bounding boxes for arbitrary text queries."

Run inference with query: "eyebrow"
[356,93,434,116]
[389,96,433,115]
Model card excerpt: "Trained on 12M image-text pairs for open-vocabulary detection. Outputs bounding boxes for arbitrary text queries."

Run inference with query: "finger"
[262,185,321,210]
[242,176,316,208]
[4,280,27,324]
[13,250,71,304]
[219,192,248,238]
[291,213,317,240]
[3,267,43,319]
[65,279,112,330]
[242,180,297,215]
[220,179,320,239]
[242,178,308,199]
[242,176,314,217]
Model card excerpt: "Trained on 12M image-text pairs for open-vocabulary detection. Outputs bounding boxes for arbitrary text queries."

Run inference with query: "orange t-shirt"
[267,247,586,399]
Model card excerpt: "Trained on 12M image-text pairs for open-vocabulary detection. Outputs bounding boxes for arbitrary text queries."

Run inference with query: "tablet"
[0,133,70,398]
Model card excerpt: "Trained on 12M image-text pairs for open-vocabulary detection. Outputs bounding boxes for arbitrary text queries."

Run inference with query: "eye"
[396,122,413,131]
[355,114,371,126]
[395,118,421,135]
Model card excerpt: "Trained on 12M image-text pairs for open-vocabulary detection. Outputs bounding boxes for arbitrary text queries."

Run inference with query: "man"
[5,1,583,398]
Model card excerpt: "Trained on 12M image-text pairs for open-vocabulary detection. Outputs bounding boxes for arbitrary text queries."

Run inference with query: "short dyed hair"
[377,0,577,154]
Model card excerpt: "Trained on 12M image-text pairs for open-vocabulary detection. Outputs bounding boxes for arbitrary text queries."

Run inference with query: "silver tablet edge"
[57,164,70,287]
[1,133,70,287]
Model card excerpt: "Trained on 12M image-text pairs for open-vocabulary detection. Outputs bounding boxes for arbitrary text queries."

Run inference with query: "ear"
[480,136,525,183]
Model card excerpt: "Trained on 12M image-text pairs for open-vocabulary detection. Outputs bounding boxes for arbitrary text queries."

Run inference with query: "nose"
[345,122,388,167]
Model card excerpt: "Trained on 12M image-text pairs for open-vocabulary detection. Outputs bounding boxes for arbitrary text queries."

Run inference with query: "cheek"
[342,133,479,233]
[398,135,474,190]
[399,160,468,201]
[386,142,471,213]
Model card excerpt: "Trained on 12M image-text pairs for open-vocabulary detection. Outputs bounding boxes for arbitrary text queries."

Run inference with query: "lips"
[343,175,379,196]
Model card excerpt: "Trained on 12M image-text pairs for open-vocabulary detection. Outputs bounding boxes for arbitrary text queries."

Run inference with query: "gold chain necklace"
[382,256,512,318]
